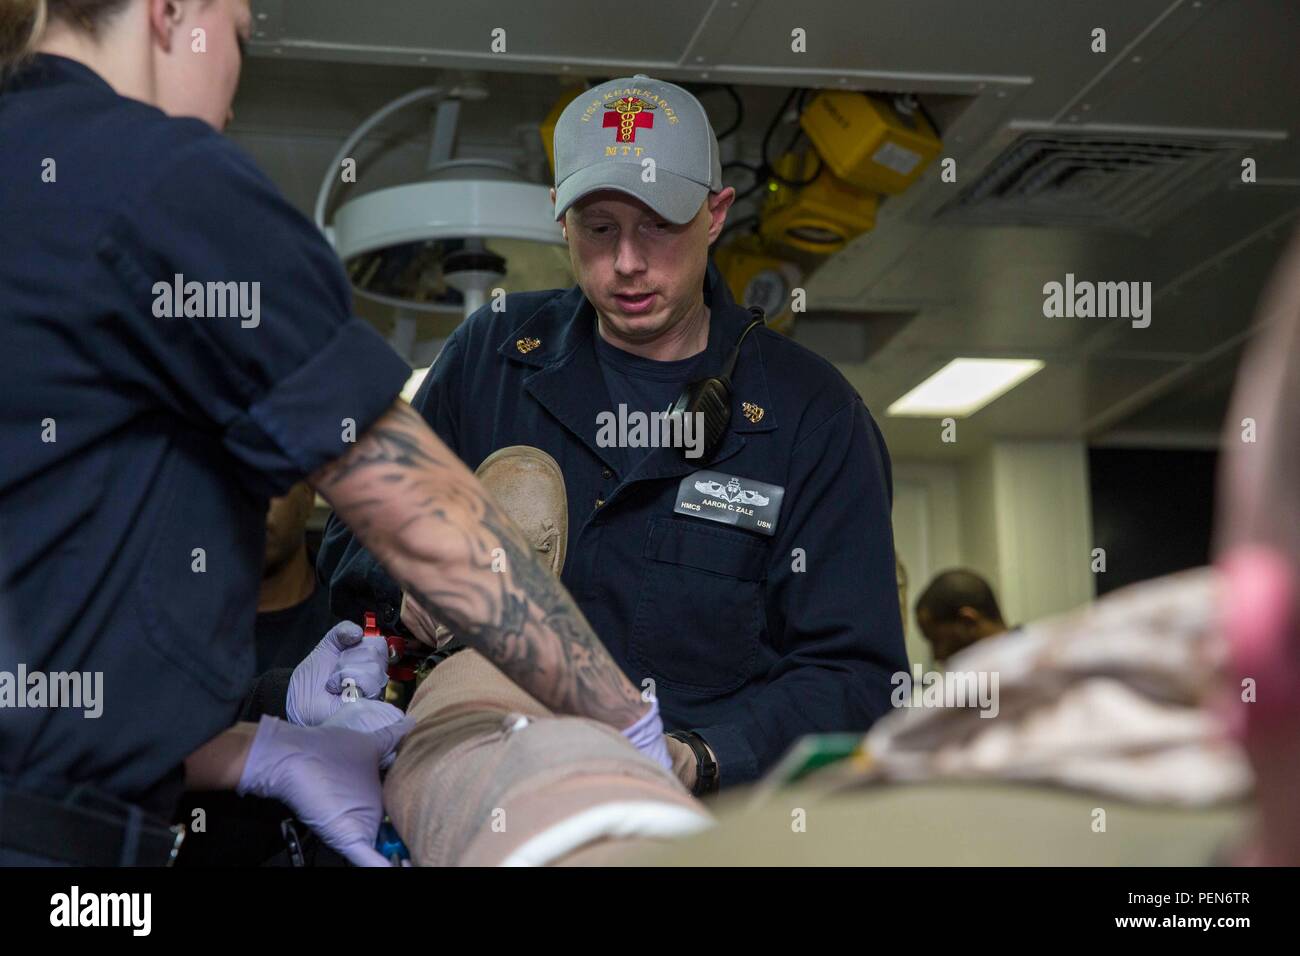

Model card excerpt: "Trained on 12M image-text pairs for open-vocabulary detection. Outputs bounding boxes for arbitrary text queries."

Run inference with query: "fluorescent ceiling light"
[887,358,1044,417]
[401,366,430,404]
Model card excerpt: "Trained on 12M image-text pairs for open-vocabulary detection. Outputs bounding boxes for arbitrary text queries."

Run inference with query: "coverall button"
[602,468,613,479]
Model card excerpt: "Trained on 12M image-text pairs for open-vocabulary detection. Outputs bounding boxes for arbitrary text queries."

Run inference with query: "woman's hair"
[0,0,133,72]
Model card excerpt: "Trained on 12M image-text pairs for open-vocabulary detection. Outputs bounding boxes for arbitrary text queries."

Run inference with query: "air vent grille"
[938,132,1248,234]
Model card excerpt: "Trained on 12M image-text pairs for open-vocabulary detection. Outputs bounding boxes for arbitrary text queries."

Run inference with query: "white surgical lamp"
[315,82,568,366]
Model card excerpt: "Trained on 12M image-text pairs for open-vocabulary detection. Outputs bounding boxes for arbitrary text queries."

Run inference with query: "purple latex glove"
[237,714,413,867]
[324,698,407,770]
[622,698,673,771]
[287,620,389,726]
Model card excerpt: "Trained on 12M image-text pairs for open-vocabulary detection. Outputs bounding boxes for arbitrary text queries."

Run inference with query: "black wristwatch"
[667,730,720,796]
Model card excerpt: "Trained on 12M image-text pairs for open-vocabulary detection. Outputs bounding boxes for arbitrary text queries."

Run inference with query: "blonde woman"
[0,0,667,866]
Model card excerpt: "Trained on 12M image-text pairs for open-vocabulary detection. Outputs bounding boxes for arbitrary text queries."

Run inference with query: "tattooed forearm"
[310,401,646,728]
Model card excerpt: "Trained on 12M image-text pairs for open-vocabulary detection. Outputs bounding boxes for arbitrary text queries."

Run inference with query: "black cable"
[718,89,820,232]
[916,96,942,138]
[761,88,823,188]
[718,213,759,244]
[720,318,765,381]
[686,83,745,141]
[733,180,767,204]
[784,88,811,152]
[758,88,796,173]
[724,160,766,203]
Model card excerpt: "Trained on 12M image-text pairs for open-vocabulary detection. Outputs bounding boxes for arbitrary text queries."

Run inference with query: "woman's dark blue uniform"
[0,54,409,856]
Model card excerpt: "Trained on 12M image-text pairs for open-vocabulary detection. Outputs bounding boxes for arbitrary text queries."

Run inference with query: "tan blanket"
[861,567,1251,806]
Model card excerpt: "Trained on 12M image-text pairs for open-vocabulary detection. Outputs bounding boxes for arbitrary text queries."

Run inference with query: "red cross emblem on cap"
[603,96,656,143]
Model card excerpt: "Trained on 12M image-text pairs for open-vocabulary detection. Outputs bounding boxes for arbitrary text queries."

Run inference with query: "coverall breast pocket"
[629,517,767,694]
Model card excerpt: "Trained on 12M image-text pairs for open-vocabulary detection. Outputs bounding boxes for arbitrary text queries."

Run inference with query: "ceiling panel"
[227,0,1300,460]
[1076,0,1300,135]
[254,0,705,66]
[726,0,1167,89]
[1101,344,1244,441]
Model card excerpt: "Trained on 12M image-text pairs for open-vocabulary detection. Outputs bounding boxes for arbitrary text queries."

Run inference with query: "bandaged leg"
[386,445,709,864]
[383,648,711,866]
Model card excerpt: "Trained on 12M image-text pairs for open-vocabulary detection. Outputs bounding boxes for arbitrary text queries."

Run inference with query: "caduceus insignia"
[603,96,657,142]
[608,95,657,114]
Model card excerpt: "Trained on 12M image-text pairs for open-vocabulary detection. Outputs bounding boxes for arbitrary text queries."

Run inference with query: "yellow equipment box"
[540,86,587,179]
[799,91,941,195]
[714,234,801,333]
[761,150,878,256]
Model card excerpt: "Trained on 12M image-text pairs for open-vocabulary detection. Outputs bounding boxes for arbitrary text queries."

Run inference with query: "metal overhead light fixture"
[315,79,568,366]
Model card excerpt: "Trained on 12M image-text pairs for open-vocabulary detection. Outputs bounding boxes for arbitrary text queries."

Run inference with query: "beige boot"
[406,445,569,650]
[474,445,568,577]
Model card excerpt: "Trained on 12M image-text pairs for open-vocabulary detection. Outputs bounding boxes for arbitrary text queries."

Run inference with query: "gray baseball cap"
[552,74,722,225]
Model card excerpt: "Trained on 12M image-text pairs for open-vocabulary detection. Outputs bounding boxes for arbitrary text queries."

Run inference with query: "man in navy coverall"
[320,74,907,794]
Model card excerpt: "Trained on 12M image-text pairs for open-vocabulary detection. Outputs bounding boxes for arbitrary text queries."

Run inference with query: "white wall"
[890,440,1096,658]
[987,440,1096,625]
[957,449,1002,597]
[892,463,963,668]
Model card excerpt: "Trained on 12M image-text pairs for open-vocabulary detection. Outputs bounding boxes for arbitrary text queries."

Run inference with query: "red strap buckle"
[364,611,414,681]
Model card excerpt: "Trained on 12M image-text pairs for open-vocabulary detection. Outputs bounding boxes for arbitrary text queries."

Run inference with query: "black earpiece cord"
[721,318,765,383]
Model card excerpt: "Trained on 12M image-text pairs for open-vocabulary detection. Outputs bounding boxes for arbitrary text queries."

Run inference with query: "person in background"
[257,482,337,674]
[915,569,1009,664]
